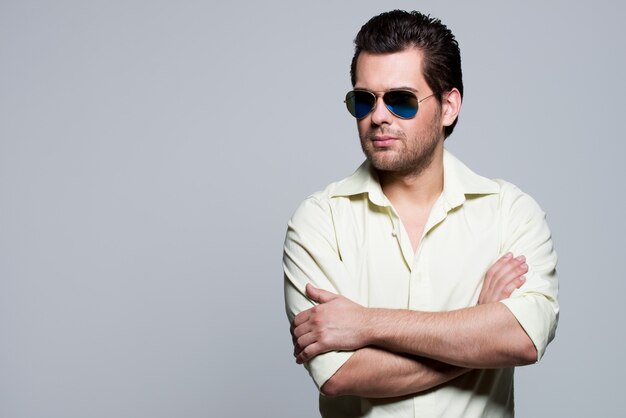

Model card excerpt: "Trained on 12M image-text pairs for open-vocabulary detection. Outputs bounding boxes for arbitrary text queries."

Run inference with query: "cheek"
[405,114,438,136]
[356,120,369,138]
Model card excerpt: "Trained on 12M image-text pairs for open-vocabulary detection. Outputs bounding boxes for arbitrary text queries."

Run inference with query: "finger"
[296,342,325,364]
[502,276,526,298]
[494,270,527,299]
[293,336,307,357]
[492,252,514,270]
[306,284,339,304]
[494,256,527,282]
[516,261,529,276]
[479,255,526,304]
[484,252,513,290]
[292,332,316,357]
[295,332,318,356]
[292,309,312,327]
[508,260,528,279]
[293,341,306,358]
[293,321,314,339]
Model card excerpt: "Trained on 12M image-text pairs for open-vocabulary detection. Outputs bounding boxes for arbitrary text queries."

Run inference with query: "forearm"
[366,302,537,368]
[321,347,470,398]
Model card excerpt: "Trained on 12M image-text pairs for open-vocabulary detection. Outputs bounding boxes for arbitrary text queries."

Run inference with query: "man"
[283,10,558,418]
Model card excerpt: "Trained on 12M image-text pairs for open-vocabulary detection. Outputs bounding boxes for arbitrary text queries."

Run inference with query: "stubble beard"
[359,119,442,178]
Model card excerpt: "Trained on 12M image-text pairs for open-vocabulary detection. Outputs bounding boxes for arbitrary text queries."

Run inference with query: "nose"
[369,96,394,126]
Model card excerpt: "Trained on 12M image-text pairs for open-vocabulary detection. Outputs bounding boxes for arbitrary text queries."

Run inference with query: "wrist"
[362,307,384,346]
[364,308,421,350]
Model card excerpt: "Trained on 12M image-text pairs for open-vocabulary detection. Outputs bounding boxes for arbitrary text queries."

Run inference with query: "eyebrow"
[389,86,418,93]
[354,86,419,93]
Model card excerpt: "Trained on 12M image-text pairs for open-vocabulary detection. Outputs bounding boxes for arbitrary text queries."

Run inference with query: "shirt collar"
[330,159,390,207]
[330,149,500,209]
[441,149,500,209]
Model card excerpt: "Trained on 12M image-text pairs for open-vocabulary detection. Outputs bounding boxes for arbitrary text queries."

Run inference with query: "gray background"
[1,0,624,417]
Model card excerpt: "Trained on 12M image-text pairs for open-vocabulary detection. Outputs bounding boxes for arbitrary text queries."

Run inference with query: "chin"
[368,156,403,172]
[365,149,400,169]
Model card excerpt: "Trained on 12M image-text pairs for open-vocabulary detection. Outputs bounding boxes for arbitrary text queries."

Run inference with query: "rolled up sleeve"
[283,196,355,390]
[497,182,559,360]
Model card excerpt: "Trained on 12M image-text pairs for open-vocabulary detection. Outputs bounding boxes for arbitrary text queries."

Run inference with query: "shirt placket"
[386,206,414,272]
[410,200,451,417]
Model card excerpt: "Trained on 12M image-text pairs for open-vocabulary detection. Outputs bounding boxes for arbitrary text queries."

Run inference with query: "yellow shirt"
[283,149,558,418]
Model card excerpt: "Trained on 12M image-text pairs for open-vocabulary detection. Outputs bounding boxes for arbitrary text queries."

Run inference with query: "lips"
[371,136,397,147]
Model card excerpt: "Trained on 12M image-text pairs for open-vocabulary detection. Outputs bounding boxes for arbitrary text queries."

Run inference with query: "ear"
[441,88,462,128]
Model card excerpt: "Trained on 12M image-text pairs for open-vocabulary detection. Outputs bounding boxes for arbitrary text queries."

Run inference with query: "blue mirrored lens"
[354,100,373,118]
[345,91,375,119]
[384,91,418,118]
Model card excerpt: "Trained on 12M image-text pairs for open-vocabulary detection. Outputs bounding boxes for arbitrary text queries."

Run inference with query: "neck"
[378,145,445,208]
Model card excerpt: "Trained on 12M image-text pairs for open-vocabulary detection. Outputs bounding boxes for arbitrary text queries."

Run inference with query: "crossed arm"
[284,188,558,398]
[289,254,534,397]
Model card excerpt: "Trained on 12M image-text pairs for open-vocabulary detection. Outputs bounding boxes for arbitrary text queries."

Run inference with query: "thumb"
[306,283,338,304]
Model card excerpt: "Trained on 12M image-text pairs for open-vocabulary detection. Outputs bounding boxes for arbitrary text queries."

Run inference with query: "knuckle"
[312,316,324,326]
[303,346,313,358]
[505,275,519,284]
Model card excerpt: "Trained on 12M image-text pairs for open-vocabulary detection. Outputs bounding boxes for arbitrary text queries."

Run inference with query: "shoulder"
[492,179,547,219]
[289,166,366,223]
[288,180,346,230]
[491,180,553,249]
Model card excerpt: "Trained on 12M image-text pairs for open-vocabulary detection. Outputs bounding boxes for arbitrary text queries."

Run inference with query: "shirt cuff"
[305,350,355,391]
[500,295,558,361]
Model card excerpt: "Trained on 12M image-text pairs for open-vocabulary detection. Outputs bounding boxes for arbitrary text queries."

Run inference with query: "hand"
[478,252,528,304]
[291,284,368,364]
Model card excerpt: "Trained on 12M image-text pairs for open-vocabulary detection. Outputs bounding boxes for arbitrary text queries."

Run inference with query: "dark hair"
[350,10,463,138]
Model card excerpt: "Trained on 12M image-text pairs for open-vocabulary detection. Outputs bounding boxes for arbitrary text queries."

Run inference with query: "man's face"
[354,48,445,175]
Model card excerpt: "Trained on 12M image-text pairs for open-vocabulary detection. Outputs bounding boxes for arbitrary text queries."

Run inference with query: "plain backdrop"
[1,1,624,417]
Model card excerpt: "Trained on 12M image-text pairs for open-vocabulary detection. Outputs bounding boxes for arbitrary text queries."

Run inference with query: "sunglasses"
[344,89,436,119]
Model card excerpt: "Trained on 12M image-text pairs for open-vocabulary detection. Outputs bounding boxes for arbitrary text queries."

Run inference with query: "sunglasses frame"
[344,89,436,120]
